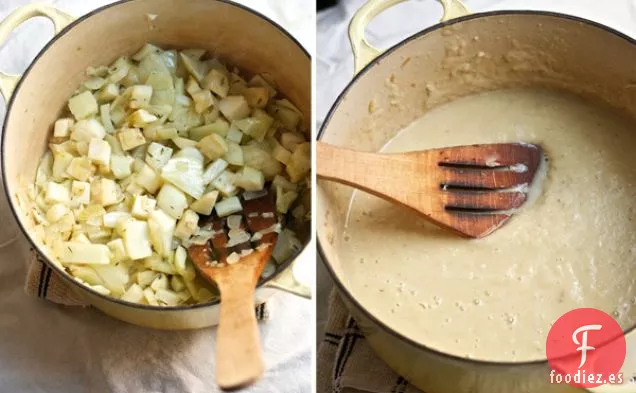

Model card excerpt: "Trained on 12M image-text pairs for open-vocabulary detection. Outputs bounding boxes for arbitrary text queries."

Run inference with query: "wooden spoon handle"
[317,141,420,203]
[215,274,263,390]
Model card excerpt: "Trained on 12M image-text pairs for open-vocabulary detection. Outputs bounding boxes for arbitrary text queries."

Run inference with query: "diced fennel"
[202,158,228,185]
[189,191,219,215]
[68,91,98,120]
[174,209,199,240]
[160,147,205,199]
[215,196,242,217]
[31,43,308,306]
[122,220,153,260]
[58,242,111,265]
[156,183,188,219]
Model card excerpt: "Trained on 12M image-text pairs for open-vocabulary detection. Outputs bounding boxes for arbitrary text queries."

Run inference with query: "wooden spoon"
[188,192,279,391]
[317,141,544,238]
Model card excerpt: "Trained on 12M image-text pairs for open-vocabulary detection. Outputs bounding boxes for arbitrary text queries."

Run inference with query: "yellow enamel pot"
[317,0,636,392]
[1,0,311,330]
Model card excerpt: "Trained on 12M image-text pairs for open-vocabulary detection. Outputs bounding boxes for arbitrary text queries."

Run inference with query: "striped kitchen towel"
[24,249,270,319]
[317,290,422,393]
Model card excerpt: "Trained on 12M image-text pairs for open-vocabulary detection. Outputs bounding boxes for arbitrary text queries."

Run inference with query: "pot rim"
[1,0,311,312]
[317,9,636,367]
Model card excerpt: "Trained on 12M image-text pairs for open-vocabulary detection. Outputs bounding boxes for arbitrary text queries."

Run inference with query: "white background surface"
[0,1,313,393]
[316,0,636,370]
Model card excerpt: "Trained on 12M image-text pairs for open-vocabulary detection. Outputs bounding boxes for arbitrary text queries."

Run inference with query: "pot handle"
[349,0,470,74]
[265,252,312,299]
[0,4,75,102]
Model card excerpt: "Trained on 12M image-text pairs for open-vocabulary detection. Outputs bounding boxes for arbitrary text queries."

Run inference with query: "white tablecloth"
[0,1,313,392]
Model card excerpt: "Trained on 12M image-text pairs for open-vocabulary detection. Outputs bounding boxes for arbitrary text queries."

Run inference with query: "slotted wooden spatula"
[188,192,279,391]
[317,141,544,238]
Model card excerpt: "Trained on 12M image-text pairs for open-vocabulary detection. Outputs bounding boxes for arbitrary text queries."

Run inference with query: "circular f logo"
[546,308,626,388]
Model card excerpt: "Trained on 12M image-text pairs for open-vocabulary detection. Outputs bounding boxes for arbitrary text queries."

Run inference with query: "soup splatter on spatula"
[317,142,545,238]
[188,191,279,391]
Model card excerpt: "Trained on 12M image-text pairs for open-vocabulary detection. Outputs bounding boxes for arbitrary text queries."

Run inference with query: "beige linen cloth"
[317,291,422,393]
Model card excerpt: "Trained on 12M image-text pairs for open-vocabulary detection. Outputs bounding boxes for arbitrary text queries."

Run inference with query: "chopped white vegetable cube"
[249,74,276,98]
[186,77,202,96]
[45,182,70,204]
[223,142,244,166]
[155,288,182,306]
[110,155,134,179]
[71,119,106,142]
[108,57,132,83]
[202,158,228,185]
[219,95,250,121]
[192,90,214,114]
[160,147,205,199]
[71,233,91,244]
[100,104,115,133]
[215,196,242,217]
[276,186,298,214]
[58,242,111,265]
[130,85,153,108]
[71,181,91,205]
[52,151,74,181]
[235,166,265,192]
[68,91,99,120]
[226,126,243,144]
[273,103,301,130]
[156,184,188,219]
[202,68,230,98]
[234,112,273,142]
[171,137,198,149]
[117,127,146,151]
[147,209,176,257]
[53,118,74,138]
[227,215,242,229]
[211,170,237,197]
[87,138,112,166]
[133,43,162,61]
[174,209,199,239]
[122,220,153,260]
[136,270,158,287]
[179,52,207,82]
[189,191,219,215]
[244,87,269,108]
[287,142,310,183]
[107,238,127,263]
[272,174,297,192]
[145,142,173,170]
[280,132,304,151]
[121,283,144,303]
[242,144,282,180]
[151,273,169,291]
[272,141,292,165]
[75,141,89,156]
[91,178,120,206]
[131,195,156,219]
[142,252,176,274]
[143,288,159,305]
[46,203,70,222]
[103,211,131,228]
[136,164,162,193]
[98,83,119,102]
[197,133,228,160]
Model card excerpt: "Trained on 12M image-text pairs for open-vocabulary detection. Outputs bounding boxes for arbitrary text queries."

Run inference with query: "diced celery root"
[29,44,309,305]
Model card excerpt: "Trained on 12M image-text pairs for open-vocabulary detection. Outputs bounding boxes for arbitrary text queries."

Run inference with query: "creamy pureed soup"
[339,88,636,362]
